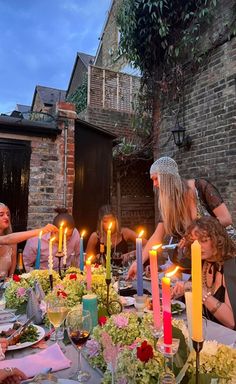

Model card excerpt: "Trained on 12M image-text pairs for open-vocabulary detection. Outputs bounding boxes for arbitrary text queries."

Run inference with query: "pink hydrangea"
[113,314,128,328]
[86,339,100,357]
[16,287,26,297]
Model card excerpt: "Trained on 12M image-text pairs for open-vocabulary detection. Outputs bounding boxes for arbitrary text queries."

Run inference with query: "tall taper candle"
[48,236,55,273]
[149,245,162,329]
[63,227,68,266]
[191,240,203,342]
[106,223,112,280]
[136,230,144,296]
[80,230,85,271]
[35,230,42,269]
[58,221,64,253]
[162,276,172,346]
[86,256,92,291]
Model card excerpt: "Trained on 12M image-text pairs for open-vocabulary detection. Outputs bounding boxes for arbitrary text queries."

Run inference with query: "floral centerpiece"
[85,312,236,384]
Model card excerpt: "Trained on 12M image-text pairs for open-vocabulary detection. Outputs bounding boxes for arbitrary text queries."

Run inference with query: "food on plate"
[145,299,184,314]
[0,323,39,345]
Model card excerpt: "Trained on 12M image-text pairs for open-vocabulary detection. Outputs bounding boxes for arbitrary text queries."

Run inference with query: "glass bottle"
[15,249,26,275]
[99,242,106,266]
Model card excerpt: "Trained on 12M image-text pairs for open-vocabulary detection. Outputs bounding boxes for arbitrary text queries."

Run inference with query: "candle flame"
[86,255,93,265]
[64,227,68,235]
[60,221,64,228]
[50,236,56,243]
[81,230,86,238]
[138,230,144,238]
[152,244,162,250]
[165,266,179,278]
[39,230,43,239]
[108,222,112,230]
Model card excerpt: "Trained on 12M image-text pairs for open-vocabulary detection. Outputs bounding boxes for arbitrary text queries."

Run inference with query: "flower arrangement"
[86,312,188,383]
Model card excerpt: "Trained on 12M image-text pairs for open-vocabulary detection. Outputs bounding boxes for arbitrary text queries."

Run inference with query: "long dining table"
[3,278,236,383]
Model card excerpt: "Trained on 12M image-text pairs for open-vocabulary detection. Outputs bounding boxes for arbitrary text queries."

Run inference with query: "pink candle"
[86,257,92,291]
[149,245,162,329]
[162,276,172,347]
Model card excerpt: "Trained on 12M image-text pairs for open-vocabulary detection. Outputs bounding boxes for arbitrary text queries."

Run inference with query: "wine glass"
[46,296,68,351]
[66,308,92,382]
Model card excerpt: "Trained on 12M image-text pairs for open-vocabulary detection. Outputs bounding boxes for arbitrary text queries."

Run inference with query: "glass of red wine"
[66,308,92,382]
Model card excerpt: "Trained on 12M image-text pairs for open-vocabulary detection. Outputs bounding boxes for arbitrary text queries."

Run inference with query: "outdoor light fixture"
[171,123,192,150]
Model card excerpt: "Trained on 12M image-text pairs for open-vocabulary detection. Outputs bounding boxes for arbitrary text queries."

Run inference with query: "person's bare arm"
[9,244,17,276]
[0,224,58,245]
[85,232,98,257]
[213,203,232,227]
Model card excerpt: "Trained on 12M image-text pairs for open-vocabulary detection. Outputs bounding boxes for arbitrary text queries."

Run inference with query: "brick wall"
[156,35,236,223]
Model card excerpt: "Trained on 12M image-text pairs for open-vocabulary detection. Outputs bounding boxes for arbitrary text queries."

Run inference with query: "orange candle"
[191,240,203,342]
[149,244,162,329]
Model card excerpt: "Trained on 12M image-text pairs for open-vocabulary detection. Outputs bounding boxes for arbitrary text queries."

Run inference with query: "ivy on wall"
[66,75,88,114]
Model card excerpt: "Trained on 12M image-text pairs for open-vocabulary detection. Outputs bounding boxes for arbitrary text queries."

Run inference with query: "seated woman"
[23,208,80,271]
[0,203,57,277]
[0,203,17,277]
[172,216,236,330]
[86,205,147,267]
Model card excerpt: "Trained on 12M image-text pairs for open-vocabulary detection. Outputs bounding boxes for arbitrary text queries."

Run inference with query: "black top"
[95,232,128,266]
[203,266,225,325]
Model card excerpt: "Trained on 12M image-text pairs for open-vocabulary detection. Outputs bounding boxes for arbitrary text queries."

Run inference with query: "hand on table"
[0,367,27,384]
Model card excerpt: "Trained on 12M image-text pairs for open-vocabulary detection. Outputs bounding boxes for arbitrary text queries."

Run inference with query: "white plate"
[0,324,45,350]
[120,296,135,307]
[171,300,186,314]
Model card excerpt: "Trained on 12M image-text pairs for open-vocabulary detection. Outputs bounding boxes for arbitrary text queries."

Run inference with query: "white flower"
[21,273,31,279]
[202,340,219,355]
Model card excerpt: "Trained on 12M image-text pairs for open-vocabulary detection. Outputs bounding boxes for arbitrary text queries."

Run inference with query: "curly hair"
[185,216,236,262]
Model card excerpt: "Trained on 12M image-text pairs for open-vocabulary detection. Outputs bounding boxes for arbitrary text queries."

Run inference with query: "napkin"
[0,344,71,378]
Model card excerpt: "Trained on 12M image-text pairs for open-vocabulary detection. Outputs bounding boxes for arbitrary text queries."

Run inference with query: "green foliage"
[66,74,88,114]
[117,0,218,77]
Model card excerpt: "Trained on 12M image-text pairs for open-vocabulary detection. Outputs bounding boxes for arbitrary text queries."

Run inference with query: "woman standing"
[128,156,233,278]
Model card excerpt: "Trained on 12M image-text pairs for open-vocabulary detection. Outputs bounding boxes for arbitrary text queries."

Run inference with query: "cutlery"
[7,315,34,342]
[162,244,178,250]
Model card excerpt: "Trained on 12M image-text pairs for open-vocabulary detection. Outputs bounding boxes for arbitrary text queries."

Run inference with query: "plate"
[0,324,45,350]
[171,300,186,314]
[120,296,135,307]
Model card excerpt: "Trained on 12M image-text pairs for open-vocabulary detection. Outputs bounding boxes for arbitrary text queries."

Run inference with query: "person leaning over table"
[23,208,80,271]
[86,204,147,266]
[171,216,236,330]
[127,156,233,279]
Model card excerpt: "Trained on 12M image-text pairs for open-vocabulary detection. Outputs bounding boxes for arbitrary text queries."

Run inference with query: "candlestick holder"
[55,252,64,278]
[192,339,204,384]
[49,274,53,291]
[106,278,122,315]
[134,294,147,317]
[156,336,180,384]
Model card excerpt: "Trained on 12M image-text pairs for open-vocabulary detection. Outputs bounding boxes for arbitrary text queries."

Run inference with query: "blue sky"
[0,0,111,114]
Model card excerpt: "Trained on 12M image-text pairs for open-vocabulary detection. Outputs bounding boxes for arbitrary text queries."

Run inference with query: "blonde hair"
[0,203,13,235]
[158,174,193,237]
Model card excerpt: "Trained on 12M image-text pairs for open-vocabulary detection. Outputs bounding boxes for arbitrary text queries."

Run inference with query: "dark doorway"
[73,120,115,245]
[0,138,31,232]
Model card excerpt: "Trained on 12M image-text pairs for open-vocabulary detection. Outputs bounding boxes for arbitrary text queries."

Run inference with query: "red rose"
[57,290,67,298]
[94,263,100,268]
[137,340,154,362]
[69,273,77,280]
[13,274,21,282]
[98,316,107,326]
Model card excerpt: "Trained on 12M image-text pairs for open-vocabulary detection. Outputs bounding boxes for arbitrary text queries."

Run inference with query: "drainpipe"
[63,120,69,208]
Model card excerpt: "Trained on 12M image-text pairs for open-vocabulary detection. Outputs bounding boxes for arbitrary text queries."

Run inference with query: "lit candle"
[48,236,55,274]
[58,221,64,253]
[86,256,92,291]
[63,227,68,266]
[80,230,85,271]
[35,230,42,269]
[162,276,172,347]
[149,244,162,329]
[106,223,112,280]
[136,230,144,296]
[191,240,203,342]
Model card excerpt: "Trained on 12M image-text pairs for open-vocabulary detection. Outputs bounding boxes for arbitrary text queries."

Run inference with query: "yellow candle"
[106,222,112,280]
[58,221,64,253]
[191,240,203,342]
[48,236,55,273]
[63,227,68,265]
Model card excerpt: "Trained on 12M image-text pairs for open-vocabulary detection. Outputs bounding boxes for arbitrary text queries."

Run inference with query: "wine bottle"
[14,249,26,275]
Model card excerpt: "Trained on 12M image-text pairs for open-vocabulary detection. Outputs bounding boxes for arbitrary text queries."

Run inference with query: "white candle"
[48,236,55,273]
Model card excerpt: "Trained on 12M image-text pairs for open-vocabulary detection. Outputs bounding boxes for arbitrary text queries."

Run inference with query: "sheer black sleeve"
[195,178,224,214]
